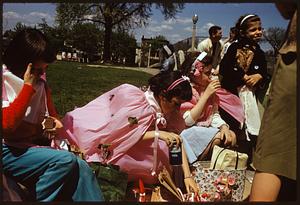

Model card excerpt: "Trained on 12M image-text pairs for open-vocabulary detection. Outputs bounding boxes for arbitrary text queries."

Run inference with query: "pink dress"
[61,84,170,184]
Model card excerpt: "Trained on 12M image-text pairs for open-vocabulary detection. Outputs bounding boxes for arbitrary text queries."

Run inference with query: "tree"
[55,3,184,63]
[151,35,168,51]
[37,18,65,53]
[262,27,286,56]
[71,23,104,55]
[111,31,137,65]
[13,22,28,32]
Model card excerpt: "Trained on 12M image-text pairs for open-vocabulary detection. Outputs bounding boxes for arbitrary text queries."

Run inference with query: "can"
[169,145,182,165]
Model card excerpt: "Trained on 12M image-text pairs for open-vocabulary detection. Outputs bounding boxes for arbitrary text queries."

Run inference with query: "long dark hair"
[3,28,56,77]
[179,52,198,77]
[148,71,192,102]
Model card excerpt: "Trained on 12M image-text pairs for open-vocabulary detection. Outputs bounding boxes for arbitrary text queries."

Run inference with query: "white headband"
[240,14,256,26]
[196,52,207,62]
[163,45,172,56]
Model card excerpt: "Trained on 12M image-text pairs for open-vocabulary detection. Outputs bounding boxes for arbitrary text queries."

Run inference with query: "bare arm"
[189,80,220,122]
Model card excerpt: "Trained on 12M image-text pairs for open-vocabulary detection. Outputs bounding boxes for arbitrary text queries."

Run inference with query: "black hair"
[179,52,197,77]
[148,70,192,102]
[180,52,212,78]
[235,14,261,39]
[208,25,222,37]
[230,27,238,34]
[3,28,56,77]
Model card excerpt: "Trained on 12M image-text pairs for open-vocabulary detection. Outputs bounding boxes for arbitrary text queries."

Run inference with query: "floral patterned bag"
[192,161,246,202]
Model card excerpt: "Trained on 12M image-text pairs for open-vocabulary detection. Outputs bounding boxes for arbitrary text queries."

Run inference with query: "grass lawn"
[47,61,153,116]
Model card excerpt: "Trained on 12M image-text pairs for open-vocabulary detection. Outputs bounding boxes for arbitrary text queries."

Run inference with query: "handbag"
[193,161,246,201]
[193,144,248,201]
[157,167,200,202]
[89,162,128,201]
[158,167,184,201]
[210,145,248,170]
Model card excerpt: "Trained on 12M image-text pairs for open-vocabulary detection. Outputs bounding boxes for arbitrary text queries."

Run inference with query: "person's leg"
[249,172,281,201]
[72,158,104,201]
[198,133,222,161]
[2,144,78,201]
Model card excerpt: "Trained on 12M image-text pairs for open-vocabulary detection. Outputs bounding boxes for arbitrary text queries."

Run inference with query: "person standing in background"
[197,25,224,75]
[250,2,297,201]
[219,14,268,166]
[221,27,238,57]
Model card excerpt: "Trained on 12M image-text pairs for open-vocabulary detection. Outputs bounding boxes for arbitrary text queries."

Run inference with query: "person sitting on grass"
[60,71,200,194]
[2,28,104,201]
[175,52,244,163]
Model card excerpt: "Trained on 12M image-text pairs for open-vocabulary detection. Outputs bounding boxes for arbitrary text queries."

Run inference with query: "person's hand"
[43,116,63,139]
[203,80,220,98]
[52,117,63,130]
[184,177,200,194]
[159,131,181,147]
[219,125,236,147]
[244,73,262,88]
[23,63,36,85]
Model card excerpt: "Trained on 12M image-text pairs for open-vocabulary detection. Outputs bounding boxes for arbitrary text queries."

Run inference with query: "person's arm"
[244,50,267,88]
[45,84,58,118]
[2,84,35,133]
[2,63,36,133]
[182,143,200,194]
[184,80,220,126]
[210,110,235,146]
[142,130,181,147]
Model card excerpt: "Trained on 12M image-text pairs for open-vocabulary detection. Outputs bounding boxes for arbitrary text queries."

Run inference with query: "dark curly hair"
[148,70,192,102]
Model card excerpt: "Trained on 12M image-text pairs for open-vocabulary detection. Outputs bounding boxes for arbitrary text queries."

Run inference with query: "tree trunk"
[103,16,113,63]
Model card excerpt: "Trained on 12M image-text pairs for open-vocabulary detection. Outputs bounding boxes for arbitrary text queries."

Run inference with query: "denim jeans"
[2,144,104,201]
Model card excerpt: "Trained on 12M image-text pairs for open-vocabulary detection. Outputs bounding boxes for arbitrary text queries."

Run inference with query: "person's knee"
[53,151,78,170]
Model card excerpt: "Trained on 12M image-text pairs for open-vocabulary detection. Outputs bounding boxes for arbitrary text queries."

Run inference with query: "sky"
[3,3,290,51]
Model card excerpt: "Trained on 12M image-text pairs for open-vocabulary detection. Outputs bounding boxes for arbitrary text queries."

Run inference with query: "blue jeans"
[2,144,104,201]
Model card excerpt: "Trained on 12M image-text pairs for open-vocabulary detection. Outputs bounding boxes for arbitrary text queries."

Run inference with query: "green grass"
[46,61,153,116]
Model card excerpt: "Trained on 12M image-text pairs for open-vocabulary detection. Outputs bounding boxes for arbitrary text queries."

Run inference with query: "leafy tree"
[55,3,184,63]
[262,27,286,56]
[13,22,28,32]
[111,31,137,65]
[3,22,28,51]
[151,35,168,51]
[71,23,104,55]
[37,18,65,53]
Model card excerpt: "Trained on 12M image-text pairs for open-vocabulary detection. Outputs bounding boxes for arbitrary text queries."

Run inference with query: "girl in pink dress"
[178,52,244,163]
[61,71,199,194]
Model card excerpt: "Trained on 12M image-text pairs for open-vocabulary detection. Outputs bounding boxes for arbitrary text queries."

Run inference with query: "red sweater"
[2,83,58,134]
